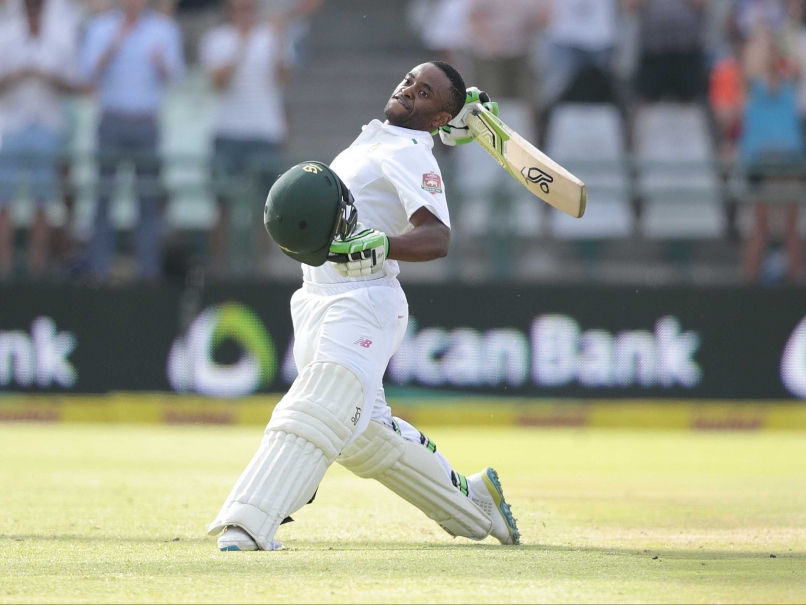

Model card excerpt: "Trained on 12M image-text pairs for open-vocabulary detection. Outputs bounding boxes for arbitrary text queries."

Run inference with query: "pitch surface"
[1,424,805,603]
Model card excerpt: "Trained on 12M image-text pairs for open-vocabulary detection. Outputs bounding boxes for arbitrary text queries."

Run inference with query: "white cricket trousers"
[291,278,457,480]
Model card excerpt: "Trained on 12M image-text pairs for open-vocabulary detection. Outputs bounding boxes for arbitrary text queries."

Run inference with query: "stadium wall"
[1,284,805,428]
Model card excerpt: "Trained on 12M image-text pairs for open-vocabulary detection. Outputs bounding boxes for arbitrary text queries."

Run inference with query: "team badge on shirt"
[421,172,442,193]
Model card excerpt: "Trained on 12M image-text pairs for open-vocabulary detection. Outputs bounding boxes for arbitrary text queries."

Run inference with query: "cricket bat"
[465,103,587,219]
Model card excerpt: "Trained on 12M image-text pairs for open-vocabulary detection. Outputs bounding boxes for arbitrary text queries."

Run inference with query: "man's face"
[24,0,43,16]
[122,0,148,16]
[384,63,454,132]
[229,0,257,21]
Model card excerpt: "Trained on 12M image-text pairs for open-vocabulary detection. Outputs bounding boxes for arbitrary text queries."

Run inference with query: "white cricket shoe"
[217,526,283,551]
[468,467,521,545]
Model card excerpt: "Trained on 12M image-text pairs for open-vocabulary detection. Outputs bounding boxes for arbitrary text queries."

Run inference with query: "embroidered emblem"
[422,172,442,193]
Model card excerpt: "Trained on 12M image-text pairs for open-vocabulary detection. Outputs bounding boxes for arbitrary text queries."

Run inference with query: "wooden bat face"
[466,104,587,219]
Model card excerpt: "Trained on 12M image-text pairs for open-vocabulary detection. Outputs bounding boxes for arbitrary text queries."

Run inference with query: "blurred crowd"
[0,0,321,282]
[411,0,806,284]
[0,0,805,284]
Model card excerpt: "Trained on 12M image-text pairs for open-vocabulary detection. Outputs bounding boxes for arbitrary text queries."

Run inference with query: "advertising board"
[1,285,804,400]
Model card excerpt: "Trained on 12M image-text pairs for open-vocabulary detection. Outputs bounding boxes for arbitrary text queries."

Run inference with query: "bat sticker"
[521,166,554,194]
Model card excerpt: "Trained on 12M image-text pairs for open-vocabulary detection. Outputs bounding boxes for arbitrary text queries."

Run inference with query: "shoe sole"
[481,467,521,545]
[218,538,282,552]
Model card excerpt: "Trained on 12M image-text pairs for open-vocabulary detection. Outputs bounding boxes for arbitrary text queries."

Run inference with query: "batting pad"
[337,420,493,541]
[209,361,364,550]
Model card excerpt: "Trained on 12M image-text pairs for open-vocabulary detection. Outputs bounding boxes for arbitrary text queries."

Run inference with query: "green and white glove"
[438,87,499,147]
[328,227,390,278]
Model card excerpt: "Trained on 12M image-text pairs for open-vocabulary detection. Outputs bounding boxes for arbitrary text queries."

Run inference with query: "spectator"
[626,0,710,103]
[466,0,548,103]
[542,0,621,106]
[0,0,79,279]
[80,0,184,281]
[0,0,88,44]
[709,34,745,159]
[200,0,289,278]
[263,0,323,67]
[795,2,806,129]
[409,0,471,67]
[739,26,804,283]
[733,0,788,37]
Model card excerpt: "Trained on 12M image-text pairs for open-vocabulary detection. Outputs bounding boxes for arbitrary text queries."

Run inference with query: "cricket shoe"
[467,467,521,545]
[217,526,283,551]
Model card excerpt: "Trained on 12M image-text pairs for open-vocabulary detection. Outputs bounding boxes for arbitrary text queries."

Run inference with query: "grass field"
[1,423,805,604]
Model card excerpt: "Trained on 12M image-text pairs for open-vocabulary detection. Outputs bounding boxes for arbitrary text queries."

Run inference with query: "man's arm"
[82,19,132,83]
[202,29,247,92]
[388,206,450,262]
[328,208,450,278]
[210,61,239,90]
[34,70,79,93]
[0,69,34,95]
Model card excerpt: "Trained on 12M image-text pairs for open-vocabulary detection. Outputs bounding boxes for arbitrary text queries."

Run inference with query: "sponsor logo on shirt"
[354,337,373,348]
[422,172,442,193]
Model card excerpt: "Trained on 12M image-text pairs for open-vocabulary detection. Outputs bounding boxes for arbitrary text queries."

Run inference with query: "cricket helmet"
[264,161,358,266]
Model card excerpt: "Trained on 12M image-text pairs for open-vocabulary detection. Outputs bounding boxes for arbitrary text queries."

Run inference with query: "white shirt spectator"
[547,0,618,51]
[0,16,77,134]
[468,0,547,59]
[1,0,83,41]
[411,0,471,54]
[201,23,288,142]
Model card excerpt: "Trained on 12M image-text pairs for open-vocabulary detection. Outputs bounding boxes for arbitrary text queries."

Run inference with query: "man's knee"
[268,361,365,461]
[338,419,405,477]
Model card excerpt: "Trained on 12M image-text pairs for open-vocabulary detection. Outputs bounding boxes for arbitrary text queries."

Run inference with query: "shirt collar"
[369,120,434,149]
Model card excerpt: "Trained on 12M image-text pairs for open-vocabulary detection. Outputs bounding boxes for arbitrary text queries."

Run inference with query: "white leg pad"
[337,420,493,541]
[209,361,364,549]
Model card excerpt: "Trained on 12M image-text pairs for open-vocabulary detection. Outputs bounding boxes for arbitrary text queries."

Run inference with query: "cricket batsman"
[208,61,520,551]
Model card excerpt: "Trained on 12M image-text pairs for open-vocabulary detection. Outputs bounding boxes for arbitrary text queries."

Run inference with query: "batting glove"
[438,87,499,147]
[328,227,390,278]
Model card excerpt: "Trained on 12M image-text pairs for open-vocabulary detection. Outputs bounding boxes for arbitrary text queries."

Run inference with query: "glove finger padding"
[329,228,389,278]
[438,87,496,147]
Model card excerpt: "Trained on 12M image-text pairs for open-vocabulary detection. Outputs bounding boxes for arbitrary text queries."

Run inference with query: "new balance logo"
[521,166,553,195]
[354,337,373,348]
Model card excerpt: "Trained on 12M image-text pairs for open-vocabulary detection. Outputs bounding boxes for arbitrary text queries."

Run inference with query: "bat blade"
[465,104,587,219]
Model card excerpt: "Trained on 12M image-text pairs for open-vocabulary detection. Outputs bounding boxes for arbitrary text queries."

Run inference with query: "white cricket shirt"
[302,120,451,285]
[200,23,287,142]
[0,17,77,135]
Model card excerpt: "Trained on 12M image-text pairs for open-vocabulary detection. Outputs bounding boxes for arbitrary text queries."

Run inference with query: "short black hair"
[430,61,466,119]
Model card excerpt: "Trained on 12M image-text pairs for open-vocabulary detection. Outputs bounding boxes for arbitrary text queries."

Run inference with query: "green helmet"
[264,161,358,267]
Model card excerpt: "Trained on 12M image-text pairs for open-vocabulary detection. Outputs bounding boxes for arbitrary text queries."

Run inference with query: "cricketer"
[208,61,520,551]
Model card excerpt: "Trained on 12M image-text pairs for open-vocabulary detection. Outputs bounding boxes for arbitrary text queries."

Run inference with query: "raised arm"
[81,19,131,83]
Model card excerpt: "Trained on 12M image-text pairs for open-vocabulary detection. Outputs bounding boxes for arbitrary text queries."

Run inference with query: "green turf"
[1,424,805,604]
